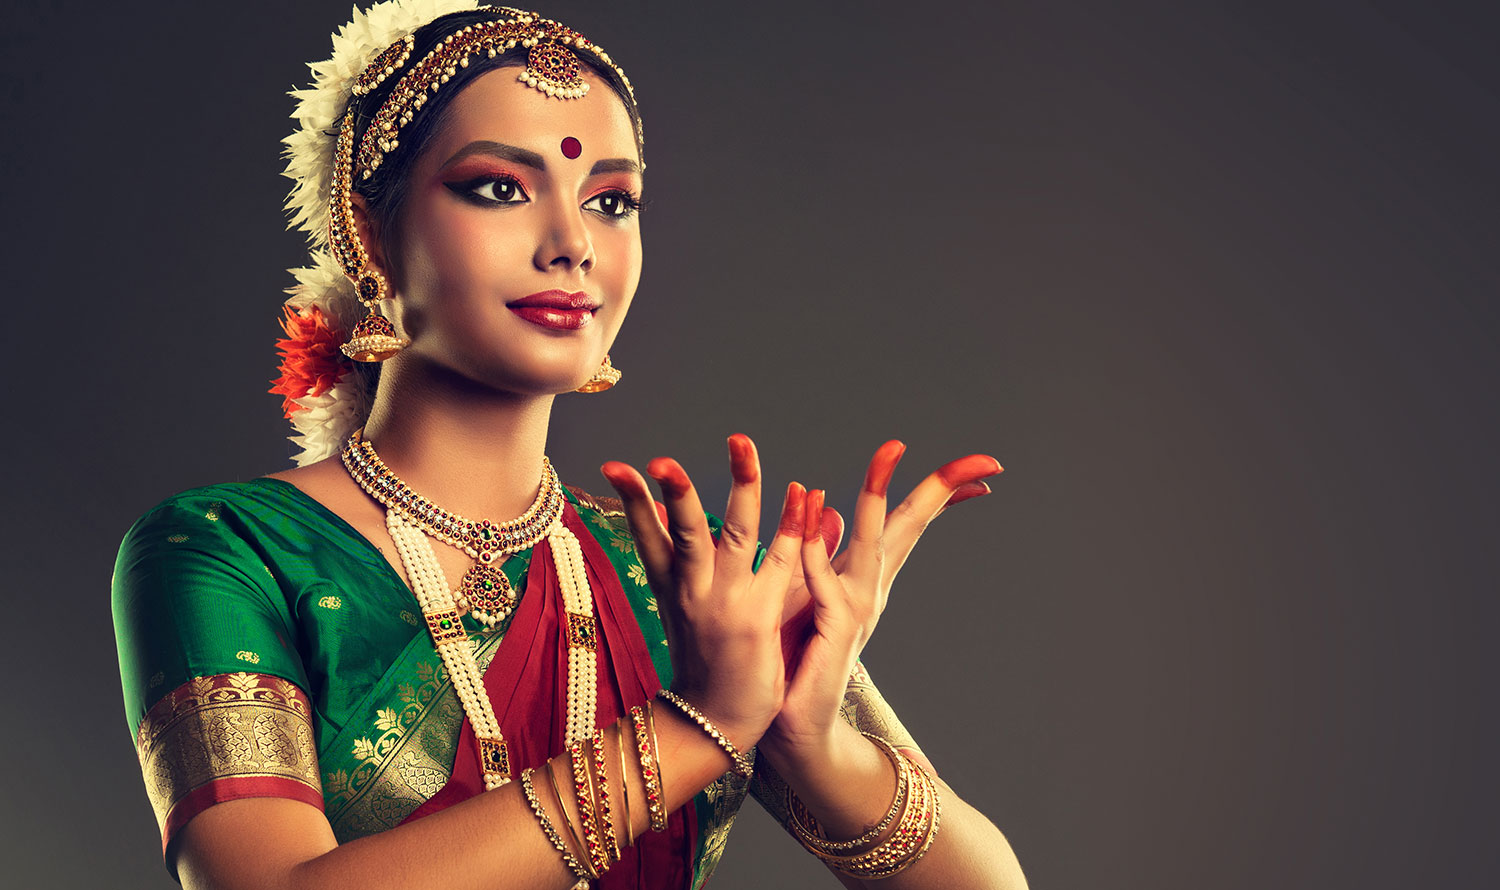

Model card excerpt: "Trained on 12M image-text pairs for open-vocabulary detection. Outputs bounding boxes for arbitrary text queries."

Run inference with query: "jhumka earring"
[575,354,621,393]
[339,266,409,362]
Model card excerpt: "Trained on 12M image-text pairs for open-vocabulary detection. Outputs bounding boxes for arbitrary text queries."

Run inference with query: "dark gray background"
[3,1,1497,887]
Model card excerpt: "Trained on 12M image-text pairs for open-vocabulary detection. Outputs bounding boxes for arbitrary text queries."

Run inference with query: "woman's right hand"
[601,434,805,750]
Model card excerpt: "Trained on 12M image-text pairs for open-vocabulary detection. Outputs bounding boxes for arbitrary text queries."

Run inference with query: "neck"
[360,358,557,521]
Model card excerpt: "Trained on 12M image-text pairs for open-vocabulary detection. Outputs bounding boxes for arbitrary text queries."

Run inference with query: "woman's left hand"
[764,441,1003,753]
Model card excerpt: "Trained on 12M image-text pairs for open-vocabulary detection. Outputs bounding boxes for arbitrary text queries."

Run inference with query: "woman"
[112,3,1026,887]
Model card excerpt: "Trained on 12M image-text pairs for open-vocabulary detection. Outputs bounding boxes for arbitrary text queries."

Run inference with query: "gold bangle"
[590,727,622,865]
[614,720,635,847]
[826,750,942,879]
[632,703,668,832]
[787,731,910,854]
[656,689,756,777]
[567,741,610,876]
[519,768,591,885]
[545,758,598,880]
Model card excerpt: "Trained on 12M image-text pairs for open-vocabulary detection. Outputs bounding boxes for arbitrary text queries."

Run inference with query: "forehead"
[428,65,638,163]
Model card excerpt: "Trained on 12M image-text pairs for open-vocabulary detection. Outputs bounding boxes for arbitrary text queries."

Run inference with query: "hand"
[601,434,806,749]
[769,441,1003,752]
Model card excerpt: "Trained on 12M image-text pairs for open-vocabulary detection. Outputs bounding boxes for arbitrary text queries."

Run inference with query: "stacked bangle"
[545,759,597,880]
[590,727,622,865]
[631,703,668,832]
[615,721,635,847]
[657,689,756,778]
[567,741,610,876]
[520,767,591,888]
[786,732,942,879]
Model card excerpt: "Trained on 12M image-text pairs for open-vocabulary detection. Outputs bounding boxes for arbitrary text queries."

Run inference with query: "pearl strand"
[550,523,599,748]
[387,511,512,789]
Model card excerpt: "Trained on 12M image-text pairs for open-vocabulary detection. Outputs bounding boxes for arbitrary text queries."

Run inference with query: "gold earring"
[340,267,409,362]
[576,354,621,393]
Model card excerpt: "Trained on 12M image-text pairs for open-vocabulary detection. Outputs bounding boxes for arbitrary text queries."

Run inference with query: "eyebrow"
[441,140,642,176]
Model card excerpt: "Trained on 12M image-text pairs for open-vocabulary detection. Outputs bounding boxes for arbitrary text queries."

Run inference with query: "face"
[366,65,643,396]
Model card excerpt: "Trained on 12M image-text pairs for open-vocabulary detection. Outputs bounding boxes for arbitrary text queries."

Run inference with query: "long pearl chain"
[346,433,600,790]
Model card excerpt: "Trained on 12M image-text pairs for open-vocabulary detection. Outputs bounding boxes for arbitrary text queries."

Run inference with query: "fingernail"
[778,481,806,535]
[647,457,692,497]
[863,440,907,496]
[803,490,825,542]
[936,454,1003,487]
[727,434,758,484]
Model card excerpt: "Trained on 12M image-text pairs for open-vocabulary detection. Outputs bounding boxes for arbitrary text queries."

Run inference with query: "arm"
[761,444,1027,888]
[175,707,739,890]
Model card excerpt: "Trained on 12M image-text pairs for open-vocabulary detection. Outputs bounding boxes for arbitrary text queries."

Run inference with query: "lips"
[506,290,599,330]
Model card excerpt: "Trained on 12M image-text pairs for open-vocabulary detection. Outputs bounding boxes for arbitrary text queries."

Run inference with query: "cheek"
[400,196,520,303]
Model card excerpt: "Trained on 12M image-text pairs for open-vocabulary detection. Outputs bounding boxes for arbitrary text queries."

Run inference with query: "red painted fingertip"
[778,482,807,536]
[944,481,992,508]
[600,462,647,498]
[653,500,669,527]
[803,489,825,542]
[935,454,1003,487]
[862,440,907,496]
[727,434,759,485]
[646,457,693,497]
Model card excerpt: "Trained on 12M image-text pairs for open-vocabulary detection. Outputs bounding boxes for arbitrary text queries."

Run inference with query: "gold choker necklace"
[341,428,564,626]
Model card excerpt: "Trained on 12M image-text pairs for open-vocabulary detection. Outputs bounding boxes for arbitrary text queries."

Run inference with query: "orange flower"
[270,304,346,418]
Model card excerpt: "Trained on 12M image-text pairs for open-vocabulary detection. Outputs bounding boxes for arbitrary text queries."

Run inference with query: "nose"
[533,198,595,274]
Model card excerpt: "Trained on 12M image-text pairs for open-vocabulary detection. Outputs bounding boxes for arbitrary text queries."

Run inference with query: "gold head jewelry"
[326,7,643,338]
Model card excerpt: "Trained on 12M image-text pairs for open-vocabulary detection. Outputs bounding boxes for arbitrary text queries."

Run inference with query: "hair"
[331,8,644,412]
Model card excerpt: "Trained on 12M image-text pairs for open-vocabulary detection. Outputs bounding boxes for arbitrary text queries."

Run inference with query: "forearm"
[759,720,1027,890]
[181,709,741,890]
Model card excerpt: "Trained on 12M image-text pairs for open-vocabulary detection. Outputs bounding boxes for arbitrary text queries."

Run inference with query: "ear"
[348,192,393,282]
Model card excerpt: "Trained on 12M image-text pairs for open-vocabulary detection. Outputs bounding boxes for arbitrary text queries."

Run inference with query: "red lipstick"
[506,290,600,330]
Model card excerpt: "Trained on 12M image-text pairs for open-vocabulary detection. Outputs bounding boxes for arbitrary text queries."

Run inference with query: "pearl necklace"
[344,432,599,790]
[342,428,565,627]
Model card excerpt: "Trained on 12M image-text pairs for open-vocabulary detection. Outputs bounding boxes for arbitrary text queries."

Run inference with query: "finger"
[882,453,1003,588]
[755,481,807,595]
[800,489,848,614]
[820,505,844,558]
[645,457,715,592]
[600,461,673,582]
[940,481,992,513]
[715,434,762,581]
[844,440,906,582]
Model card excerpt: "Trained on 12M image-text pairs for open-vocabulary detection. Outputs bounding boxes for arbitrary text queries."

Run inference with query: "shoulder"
[564,483,625,517]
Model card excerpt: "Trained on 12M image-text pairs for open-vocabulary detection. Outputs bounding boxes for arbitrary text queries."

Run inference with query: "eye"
[449,174,529,206]
[583,189,644,221]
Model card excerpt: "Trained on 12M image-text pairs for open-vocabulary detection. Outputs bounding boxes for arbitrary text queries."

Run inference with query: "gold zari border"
[135,672,321,829]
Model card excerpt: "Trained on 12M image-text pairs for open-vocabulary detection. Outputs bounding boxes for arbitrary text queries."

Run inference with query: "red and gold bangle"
[545,759,598,881]
[631,703,668,832]
[615,721,635,847]
[568,741,609,876]
[590,727,622,865]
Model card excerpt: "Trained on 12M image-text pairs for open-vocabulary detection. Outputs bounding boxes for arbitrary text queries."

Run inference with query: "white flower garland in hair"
[277,0,481,465]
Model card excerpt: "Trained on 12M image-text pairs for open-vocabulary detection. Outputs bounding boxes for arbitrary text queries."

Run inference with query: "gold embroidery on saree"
[324,631,507,842]
[135,672,319,830]
[694,767,753,889]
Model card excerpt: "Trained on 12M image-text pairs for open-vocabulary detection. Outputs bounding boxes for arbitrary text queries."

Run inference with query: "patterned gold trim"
[135,673,320,830]
[565,484,625,517]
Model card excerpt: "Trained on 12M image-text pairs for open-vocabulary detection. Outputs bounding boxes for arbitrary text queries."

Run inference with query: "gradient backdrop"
[3,1,1497,887]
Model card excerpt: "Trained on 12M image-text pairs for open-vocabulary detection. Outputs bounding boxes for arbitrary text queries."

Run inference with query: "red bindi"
[560,136,581,159]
